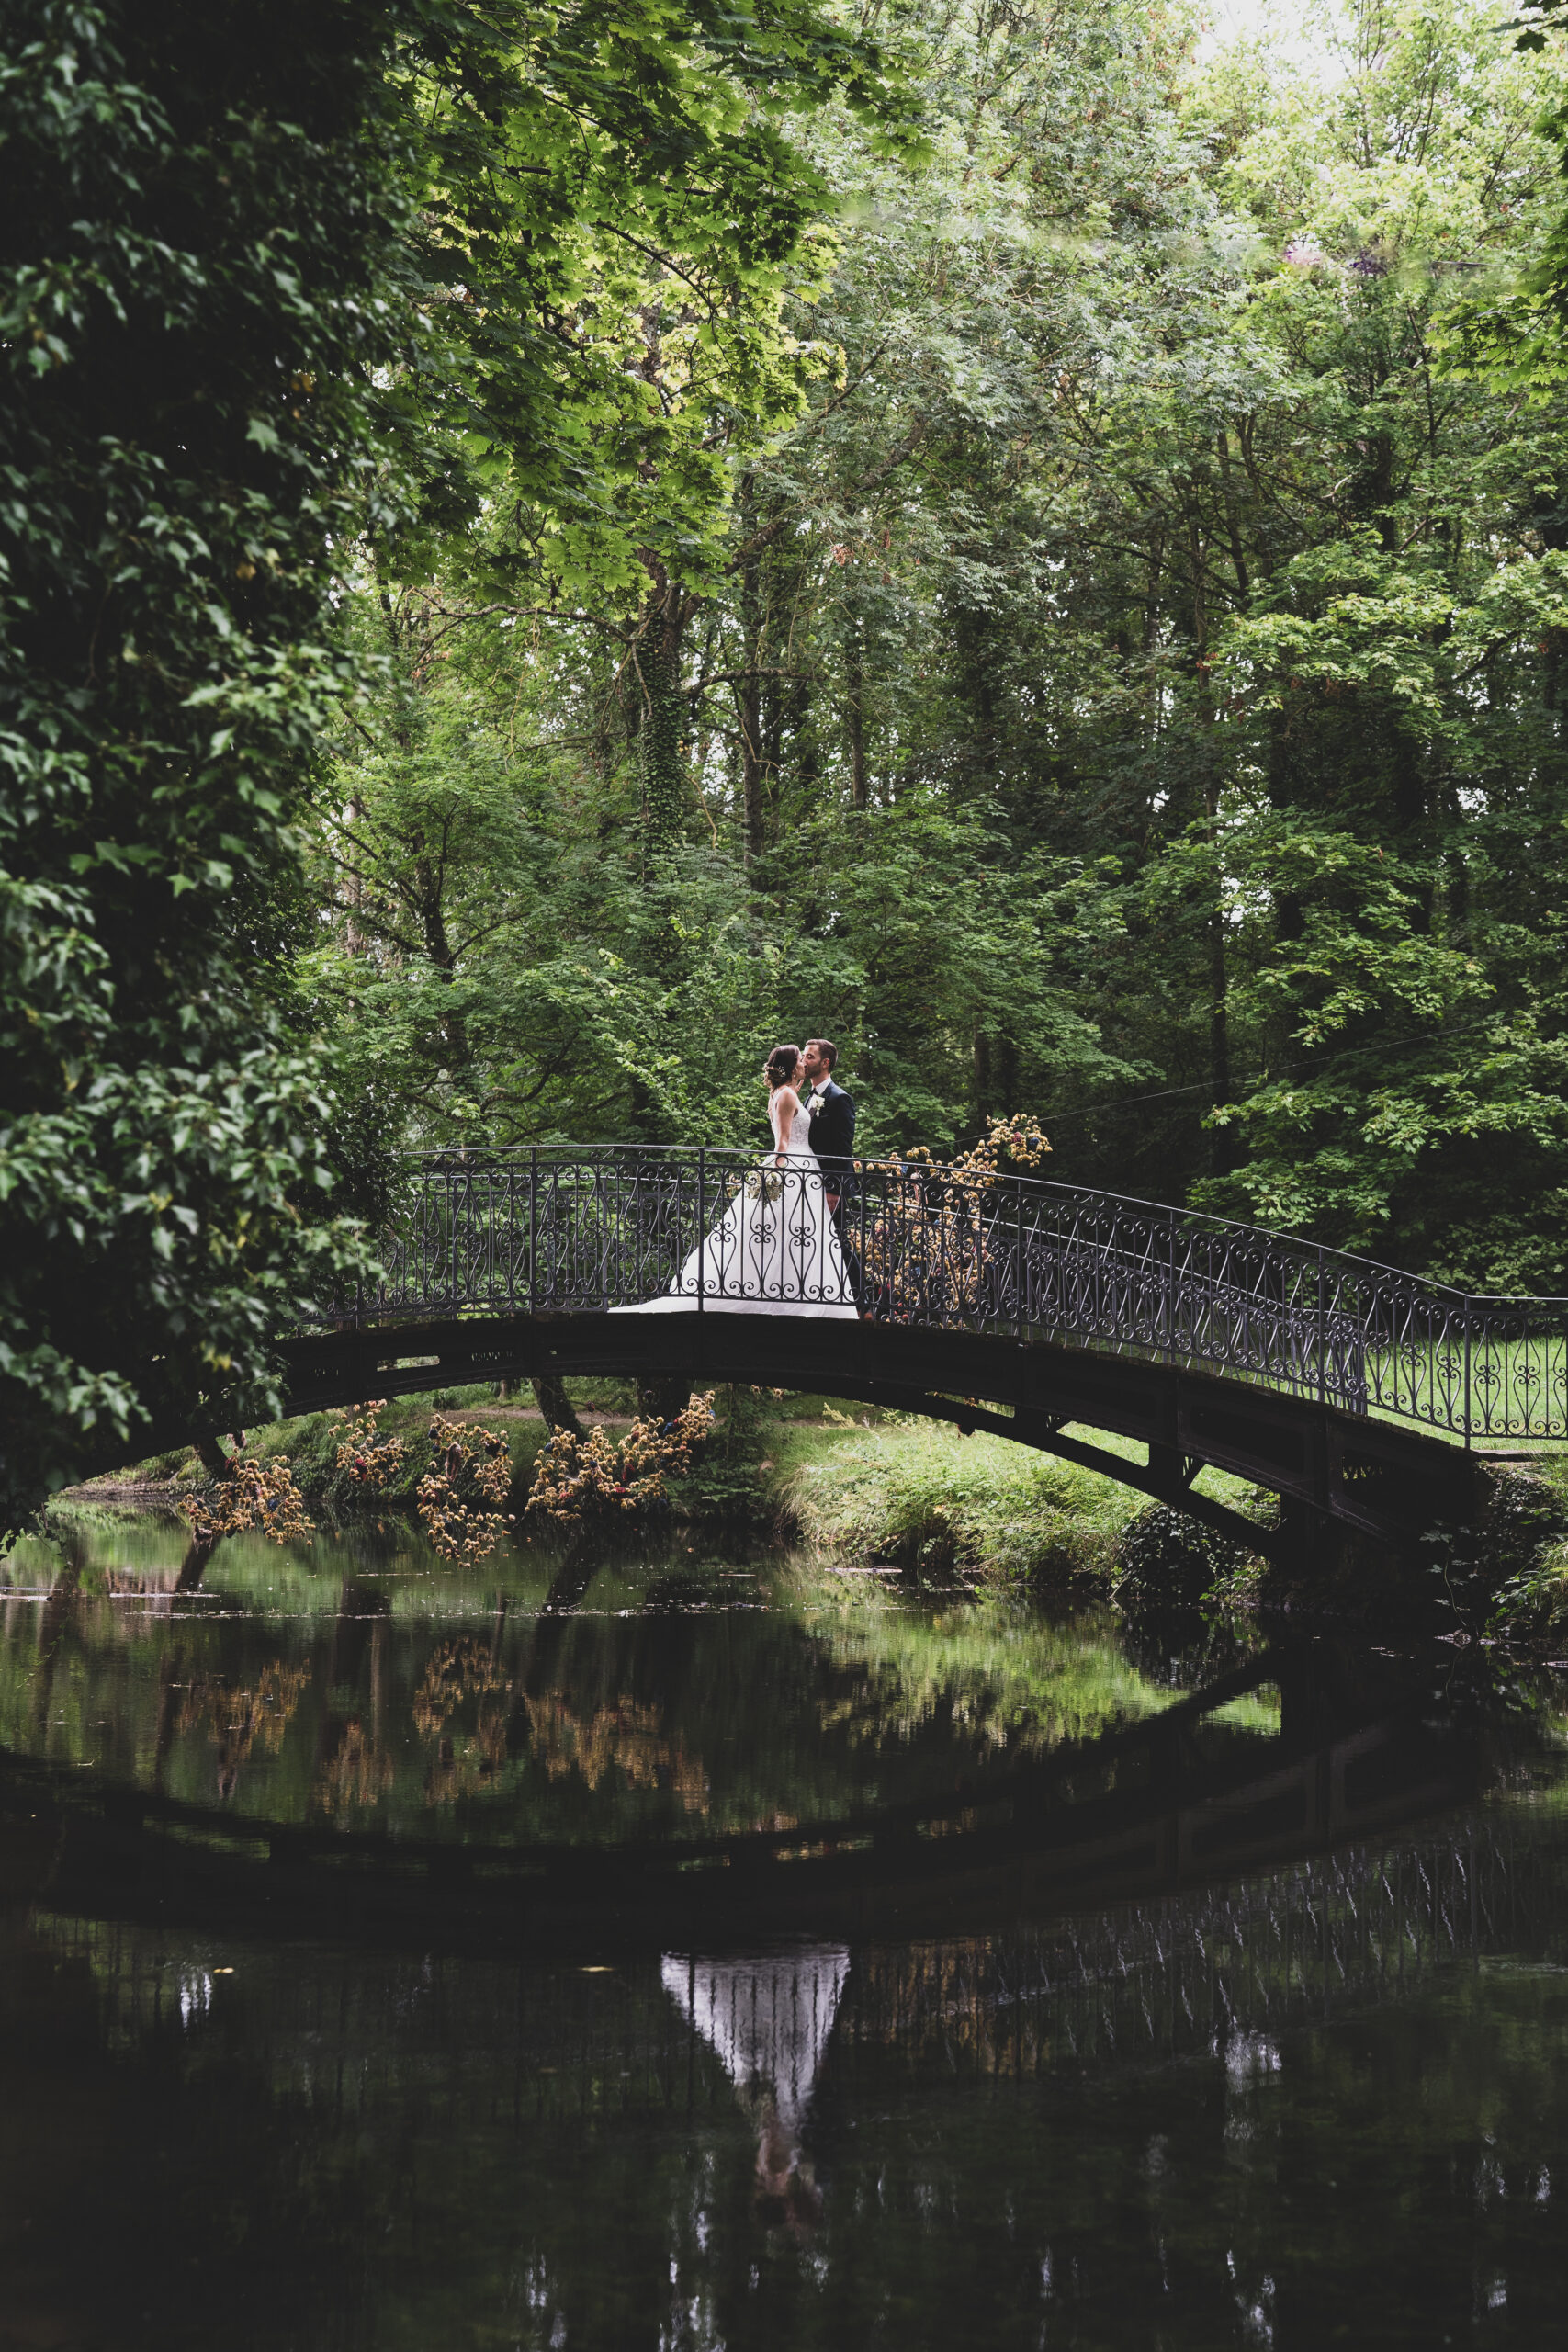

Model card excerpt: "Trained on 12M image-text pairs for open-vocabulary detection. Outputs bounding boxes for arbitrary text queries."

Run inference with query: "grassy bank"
[765,1411,1267,1593]
[772,1418,1133,1582]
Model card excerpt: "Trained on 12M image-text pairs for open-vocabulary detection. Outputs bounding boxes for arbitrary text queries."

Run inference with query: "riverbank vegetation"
[13,1,1568,1530]
[66,1382,1258,1594]
[48,1374,1568,1650]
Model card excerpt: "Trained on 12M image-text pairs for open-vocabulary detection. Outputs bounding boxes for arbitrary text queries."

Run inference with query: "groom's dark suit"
[806,1077,856,1199]
[807,1078,861,1306]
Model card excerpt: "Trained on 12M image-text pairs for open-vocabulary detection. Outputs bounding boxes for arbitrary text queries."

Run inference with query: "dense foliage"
[0,0,423,1527]
[14,0,1568,1524]
[0,0,891,1524]
[314,0,1568,1297]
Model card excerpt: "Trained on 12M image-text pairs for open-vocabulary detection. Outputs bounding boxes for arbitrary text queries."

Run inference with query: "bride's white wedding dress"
[615,1091,858,1317]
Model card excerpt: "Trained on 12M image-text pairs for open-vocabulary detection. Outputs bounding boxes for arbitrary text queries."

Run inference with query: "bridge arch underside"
[277,1312,1480,1557]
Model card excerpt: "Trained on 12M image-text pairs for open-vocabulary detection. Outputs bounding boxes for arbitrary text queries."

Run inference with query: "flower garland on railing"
[526,1393,716,1522]
[861,1114,1052,1321]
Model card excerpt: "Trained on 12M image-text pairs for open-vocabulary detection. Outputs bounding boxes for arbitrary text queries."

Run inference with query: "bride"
[616,1046,858,1317]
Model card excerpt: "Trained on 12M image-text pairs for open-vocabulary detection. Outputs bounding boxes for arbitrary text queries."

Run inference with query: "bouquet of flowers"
[744,1168,784,1204]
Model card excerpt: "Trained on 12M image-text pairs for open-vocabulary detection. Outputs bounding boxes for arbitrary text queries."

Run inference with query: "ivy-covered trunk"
[637,600,687,866]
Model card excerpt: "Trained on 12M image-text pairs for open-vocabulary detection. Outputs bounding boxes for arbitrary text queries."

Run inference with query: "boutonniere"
[805,1088,829,1118]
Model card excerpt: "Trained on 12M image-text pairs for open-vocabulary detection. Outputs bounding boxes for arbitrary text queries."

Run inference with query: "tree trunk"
[176,1534,217,1592]
[1190,508,1236,1181]
[637,600,687,865]
[415,851,470,1065]
[791,675,819,823]
[531,1375,582,1439]
[739,503,765,860]
[974,1028,992,1122]
[845,624,868,809]
[1208,886,1235,1180]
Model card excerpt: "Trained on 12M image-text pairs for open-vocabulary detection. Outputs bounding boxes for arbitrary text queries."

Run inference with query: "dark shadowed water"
[2,1509,1566,2349]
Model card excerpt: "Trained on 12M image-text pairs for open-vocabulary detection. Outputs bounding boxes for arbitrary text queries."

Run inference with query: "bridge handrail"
[397,1146,1568,1310]
[326,1146,1568,1443]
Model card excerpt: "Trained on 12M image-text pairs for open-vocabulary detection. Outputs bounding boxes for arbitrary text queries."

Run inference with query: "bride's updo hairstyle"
[764,1044,801,1090]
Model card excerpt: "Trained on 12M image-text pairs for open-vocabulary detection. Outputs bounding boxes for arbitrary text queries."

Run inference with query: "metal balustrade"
[318,1147,1568,1445]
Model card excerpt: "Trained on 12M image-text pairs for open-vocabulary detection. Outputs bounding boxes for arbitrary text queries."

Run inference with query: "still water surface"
[1,1510,1566,2349]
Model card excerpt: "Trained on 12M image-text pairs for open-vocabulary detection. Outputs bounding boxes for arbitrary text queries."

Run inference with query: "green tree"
[279,0,1568,1300]
[0,0,903,1529]
[0,0,425,1525]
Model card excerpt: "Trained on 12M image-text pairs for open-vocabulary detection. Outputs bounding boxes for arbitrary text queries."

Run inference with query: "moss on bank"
[773,1419,1129,1582]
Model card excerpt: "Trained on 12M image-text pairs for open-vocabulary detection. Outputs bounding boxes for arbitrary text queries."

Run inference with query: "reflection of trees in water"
[412,1635,509,1736]
[315,1718,394,1813]
[412,1634,511,1803]
[179,1663,310,1800]
[423,1705,510,1806]
[526,1692,709,1815]
[809,1590,1187,1761]
[406,1634,712,1813]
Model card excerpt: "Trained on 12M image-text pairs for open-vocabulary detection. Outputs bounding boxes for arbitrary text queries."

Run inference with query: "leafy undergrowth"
[1491,1544,1568,1651]
[773,1417,1174,1588]
[1111,1503,1272,1612]
[1477,1470,1568,1651]
[75,1385,1275,1594]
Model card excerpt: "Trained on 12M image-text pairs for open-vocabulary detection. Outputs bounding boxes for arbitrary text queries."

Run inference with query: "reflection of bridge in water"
[16,1624,1551,2225]
[32,1804,1555,2131]
[0,1643,1506,1953]
[841,1815,1550,2084]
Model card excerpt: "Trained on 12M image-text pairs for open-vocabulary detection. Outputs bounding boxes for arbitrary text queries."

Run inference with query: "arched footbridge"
[279,1148,1568,1555]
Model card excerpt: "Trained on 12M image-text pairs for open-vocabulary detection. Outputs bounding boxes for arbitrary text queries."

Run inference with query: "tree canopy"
[11,0,1568,1524]
[0,0,895,1525]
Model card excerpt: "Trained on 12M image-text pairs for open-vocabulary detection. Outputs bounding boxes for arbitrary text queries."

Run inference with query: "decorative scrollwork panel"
[309,1148,1568,1444]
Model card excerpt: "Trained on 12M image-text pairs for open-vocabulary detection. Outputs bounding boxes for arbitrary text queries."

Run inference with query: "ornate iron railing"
[325,1147,1568,1444]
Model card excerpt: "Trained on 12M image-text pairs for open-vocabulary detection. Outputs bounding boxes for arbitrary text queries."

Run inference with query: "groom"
[801,1038,861,1304]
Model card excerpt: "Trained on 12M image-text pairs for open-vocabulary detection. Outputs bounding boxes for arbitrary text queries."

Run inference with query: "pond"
[1,1509,1566,2349]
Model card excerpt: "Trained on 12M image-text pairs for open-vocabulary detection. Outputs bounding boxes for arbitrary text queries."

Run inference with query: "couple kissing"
[616,1035,860,1318]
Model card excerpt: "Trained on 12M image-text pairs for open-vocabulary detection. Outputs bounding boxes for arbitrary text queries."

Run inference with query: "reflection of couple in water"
[661,1945,849,2232]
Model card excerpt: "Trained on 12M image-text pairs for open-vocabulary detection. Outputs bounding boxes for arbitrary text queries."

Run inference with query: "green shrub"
[776,1418,1139,1586]
[1112,1506,1263,1611]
